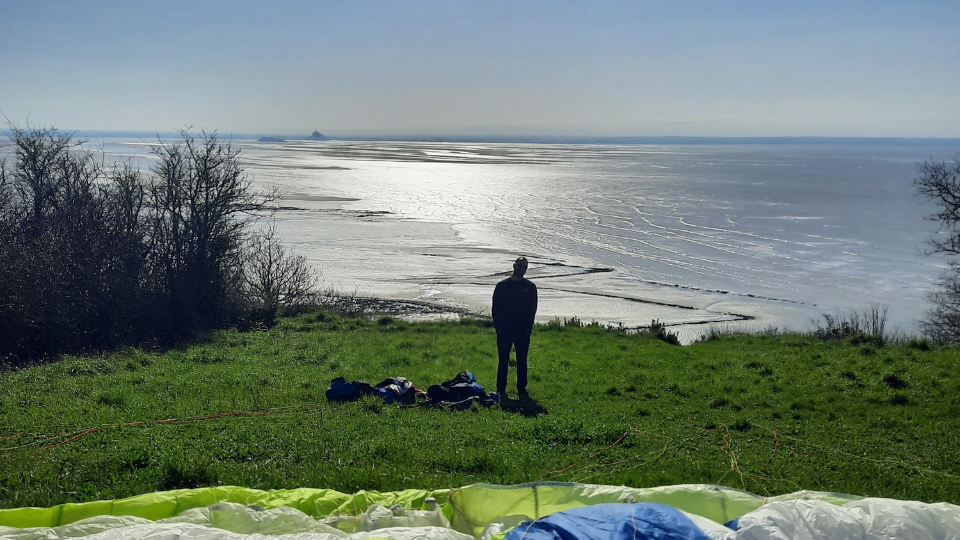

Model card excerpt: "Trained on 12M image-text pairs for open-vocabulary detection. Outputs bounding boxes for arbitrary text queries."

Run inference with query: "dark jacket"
[492,277,538,334]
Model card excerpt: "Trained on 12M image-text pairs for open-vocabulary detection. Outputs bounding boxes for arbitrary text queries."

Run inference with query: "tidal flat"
[76,138,960,341]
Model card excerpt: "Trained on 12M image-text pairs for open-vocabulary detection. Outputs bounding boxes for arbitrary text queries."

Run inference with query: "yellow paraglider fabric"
[0,486,450,529]
[0,482,865,534]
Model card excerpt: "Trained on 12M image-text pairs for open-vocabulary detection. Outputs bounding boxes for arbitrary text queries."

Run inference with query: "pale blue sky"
[2,0,958,136]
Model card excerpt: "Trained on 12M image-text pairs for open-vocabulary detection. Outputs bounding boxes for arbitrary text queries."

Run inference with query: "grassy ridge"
[2,312,960,509]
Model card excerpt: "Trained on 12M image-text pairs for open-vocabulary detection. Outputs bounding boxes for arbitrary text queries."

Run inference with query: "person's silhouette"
[492,257,538,398]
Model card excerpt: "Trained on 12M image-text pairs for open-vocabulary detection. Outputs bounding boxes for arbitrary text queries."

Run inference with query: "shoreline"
[315,292,752,339]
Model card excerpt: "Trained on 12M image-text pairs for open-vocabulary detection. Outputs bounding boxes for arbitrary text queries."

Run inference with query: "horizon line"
[2,130,960,145]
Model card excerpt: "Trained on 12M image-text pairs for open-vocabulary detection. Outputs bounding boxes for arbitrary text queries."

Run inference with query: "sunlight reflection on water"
[54,138,960,340]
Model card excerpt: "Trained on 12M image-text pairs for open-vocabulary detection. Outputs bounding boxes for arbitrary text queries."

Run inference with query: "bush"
[0,126,147,357]
[812,304,889,344]
[241,224,319,326]
[144,129,281,339]
[647,319,680,346]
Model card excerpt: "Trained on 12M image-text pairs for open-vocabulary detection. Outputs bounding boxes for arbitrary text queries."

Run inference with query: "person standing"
[492,257,538,398]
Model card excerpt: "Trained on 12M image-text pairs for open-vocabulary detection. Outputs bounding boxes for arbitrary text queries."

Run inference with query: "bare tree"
[145,130,278,338]
[242,223,318,324]
[0,157,12,210]
[922,267,960,344]
[0,157,14,355]
[0,124,148,357]
[0,124,305,362]
[915,153,960,343]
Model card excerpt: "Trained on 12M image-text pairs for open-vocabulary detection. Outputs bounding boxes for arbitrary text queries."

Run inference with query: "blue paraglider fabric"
[503,502,712,540]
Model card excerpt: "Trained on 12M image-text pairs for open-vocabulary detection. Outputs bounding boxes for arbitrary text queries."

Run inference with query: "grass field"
[2,311,960,510]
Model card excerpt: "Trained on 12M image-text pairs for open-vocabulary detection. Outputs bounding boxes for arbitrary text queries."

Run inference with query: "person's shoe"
[518,389,530,400]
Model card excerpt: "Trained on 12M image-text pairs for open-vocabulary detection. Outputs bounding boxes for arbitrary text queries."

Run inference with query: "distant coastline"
[323,135,960,146]
[2,130,958,147]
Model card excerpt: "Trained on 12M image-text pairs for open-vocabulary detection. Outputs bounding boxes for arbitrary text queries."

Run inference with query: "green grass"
[2,312,960,509]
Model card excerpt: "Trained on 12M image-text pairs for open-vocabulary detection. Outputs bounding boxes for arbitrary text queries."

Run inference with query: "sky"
[1,0,959,137]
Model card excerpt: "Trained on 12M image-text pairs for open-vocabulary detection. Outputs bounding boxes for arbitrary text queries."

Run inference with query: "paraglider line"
[541,427,639,479]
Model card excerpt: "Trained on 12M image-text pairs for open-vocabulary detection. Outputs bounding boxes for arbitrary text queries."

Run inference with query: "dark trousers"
[496,331,530,394]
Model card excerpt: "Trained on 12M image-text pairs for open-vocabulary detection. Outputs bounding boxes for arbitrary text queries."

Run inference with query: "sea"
[8,136,959,342]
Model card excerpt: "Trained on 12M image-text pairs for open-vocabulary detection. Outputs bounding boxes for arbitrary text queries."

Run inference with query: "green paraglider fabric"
[0,482,866,533]
[448,483,777,537]
[7,482,958,540]
[0,486,450,529]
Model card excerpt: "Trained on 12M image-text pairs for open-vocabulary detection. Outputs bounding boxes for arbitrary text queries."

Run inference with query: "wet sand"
[56,137,958,343]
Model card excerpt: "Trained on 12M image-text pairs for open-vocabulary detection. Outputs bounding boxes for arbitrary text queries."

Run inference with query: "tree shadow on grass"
[500,396,548,417]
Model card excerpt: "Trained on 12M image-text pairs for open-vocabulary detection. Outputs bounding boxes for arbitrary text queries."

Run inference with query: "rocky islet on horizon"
[257,130,326,143]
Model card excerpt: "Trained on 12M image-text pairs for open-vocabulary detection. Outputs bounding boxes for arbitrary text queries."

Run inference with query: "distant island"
[256,131,326,142]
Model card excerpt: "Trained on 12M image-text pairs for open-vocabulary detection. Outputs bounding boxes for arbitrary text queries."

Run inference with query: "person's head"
[512,256,529,278]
